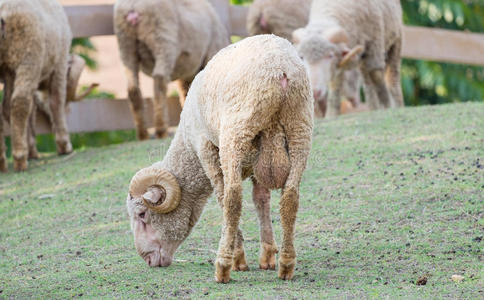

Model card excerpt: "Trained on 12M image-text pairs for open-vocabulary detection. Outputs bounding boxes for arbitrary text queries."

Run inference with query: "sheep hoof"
[13,156,28,172]
[214,258,232,283]
[278,256,296,280]
[29,148,40,160]
[56,140,73,155]
[137,129,149,141]
[232,250,249,271]
[259,242,278,270]
[155,129,169,139]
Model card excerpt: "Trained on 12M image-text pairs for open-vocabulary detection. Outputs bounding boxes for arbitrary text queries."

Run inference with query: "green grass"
[0,103,483,299]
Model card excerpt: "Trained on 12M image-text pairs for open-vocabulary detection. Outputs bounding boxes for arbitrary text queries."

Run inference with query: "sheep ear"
[292,28,306,44]
[324,28,349,45]
[339,45,364,68]
[143,187,164,204]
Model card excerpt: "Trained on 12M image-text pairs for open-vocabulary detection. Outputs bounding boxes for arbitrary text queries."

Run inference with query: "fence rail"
[4,3,484,136]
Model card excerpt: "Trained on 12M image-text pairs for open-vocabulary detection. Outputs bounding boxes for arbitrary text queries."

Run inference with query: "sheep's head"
[127,166,186,268]
[293,27,363,104]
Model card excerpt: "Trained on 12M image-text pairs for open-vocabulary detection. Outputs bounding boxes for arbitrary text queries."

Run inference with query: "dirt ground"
[61,0,155,98]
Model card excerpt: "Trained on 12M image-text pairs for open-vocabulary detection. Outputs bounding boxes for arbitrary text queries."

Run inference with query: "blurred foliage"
[79,85,116,100]
[71,38,98,70]
[232,0,484,105]
[3,130,137,158]
[401,0,484,105]
[35,129,136,153]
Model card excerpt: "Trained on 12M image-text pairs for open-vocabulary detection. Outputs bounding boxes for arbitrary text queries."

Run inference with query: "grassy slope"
[0,103,483,299]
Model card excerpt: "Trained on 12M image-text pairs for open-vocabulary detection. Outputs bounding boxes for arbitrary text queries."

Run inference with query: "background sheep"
[114,0,229,140]
[293,0,404,117]
[126,35,313,283]
[0,0,73,171]
[27,54,96,160]
[247,0,363,117]
[247,0,312,41]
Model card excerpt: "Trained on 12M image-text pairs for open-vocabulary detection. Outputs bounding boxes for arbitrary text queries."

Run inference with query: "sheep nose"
[159,256,173,267]
[144,252,161,267]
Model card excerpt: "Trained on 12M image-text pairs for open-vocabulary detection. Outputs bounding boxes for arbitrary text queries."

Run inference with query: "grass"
[0,103,483,299]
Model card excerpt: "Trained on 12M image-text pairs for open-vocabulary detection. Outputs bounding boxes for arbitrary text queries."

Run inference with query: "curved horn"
[129,167,181,214]
[339,46,364,68]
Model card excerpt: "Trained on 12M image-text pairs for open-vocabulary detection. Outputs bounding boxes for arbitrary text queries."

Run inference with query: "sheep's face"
[293,30,340,103]
[293,28,363,104]
[126,196,184,267]
[127,167,187,268]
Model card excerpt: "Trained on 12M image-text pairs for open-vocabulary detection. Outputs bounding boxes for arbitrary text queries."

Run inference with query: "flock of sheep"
[0,0,403,283]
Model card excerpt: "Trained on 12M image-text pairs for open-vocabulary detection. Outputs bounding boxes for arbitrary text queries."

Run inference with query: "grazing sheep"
[114,0,229,140]
[0,0,73,171]
[247,0,363,118]
[126,35,313,283]
[27,54,96,160]
[293,0,404,117]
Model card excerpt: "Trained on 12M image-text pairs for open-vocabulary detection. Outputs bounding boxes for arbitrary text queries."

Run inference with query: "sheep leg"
[326,73,345,117]
[49,68,73,155]
[252,178,278,270]
[278,99,312,280]
[232,229,249,271]
[0,103,6,172]
[27,99,39,160]
[175,79,191,108]
[361,69,380,110]
[215,135,253,283]
[369,69,392,109]
[153,76,169,138]
[385,42,404,108]
[199,139,248,272]
[127,73,147,140]
[119,34,148,140]
[2,72,13,122]
[10,73,36,171]
[0,74,14,172]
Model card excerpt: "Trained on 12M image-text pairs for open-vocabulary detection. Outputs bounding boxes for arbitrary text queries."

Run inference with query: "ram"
[0,0,73,172]
[114,0,229,140]
[126,35,313,283]
[293,0,404,117]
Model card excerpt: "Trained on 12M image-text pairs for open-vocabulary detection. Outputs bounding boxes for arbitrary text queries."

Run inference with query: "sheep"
[26,54,97,160]
[293,0,404,117]
[247,0,363,118]
[0,0,73,171]
[126,35,313,283]
[247,0,312,41]
[114,0,230,140]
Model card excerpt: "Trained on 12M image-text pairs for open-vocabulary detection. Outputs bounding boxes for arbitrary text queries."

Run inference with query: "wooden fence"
[4,1,484,135]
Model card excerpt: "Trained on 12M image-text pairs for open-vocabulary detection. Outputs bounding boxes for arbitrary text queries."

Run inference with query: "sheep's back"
[183,35,311,146]
[0,0,71,76]
[247,0,311,40]
[309,0,402,49]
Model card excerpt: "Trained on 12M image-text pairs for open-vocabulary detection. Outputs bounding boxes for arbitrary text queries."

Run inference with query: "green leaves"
[401,0,484,105]
[71,38,98,70]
